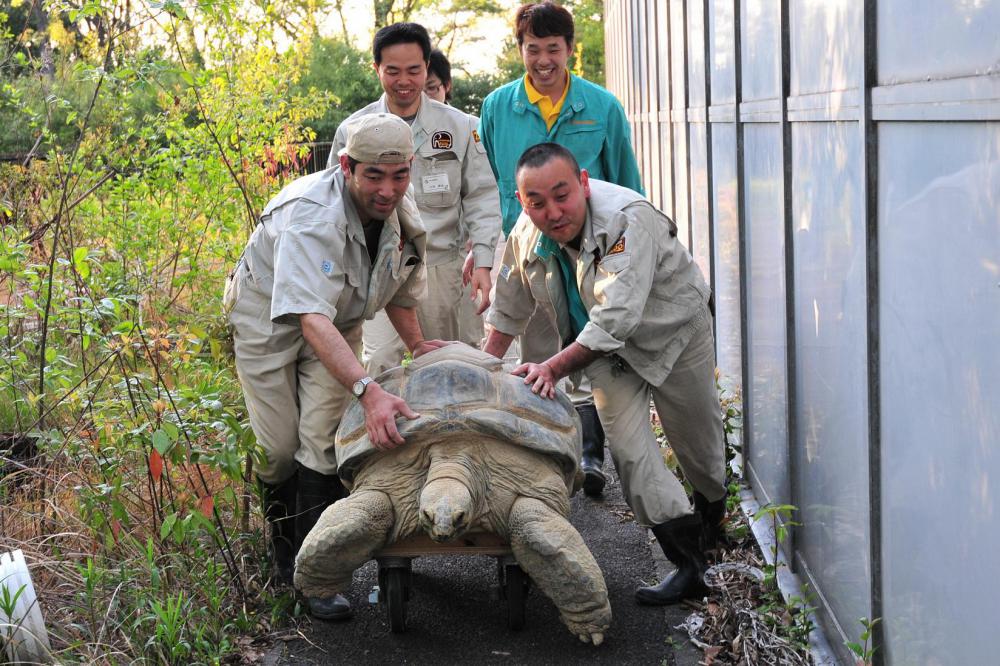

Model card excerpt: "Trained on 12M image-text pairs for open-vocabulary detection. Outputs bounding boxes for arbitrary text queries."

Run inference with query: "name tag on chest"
[422,172,451,194]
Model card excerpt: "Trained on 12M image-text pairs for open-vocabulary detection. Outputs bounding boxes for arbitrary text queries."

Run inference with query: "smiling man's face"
[375,42,427,116]
[516,157,590,245]
[341,156,413,224]
[520,31,571,97]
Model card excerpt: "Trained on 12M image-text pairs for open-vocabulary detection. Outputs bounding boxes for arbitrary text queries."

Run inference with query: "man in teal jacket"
[478,1,644,498]
[479,3,643,236]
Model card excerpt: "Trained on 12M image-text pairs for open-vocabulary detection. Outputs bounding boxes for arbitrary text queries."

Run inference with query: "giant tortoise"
[294,345,611,644]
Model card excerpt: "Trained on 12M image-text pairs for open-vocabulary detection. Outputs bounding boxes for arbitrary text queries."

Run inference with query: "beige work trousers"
[363,254,467,377]
[227,267,360,484]
[588,311,727,527]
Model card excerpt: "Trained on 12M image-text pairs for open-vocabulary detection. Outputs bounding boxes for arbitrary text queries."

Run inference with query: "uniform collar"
[378,92,430,151]
[512,72,585,118]
[523,70,570,105]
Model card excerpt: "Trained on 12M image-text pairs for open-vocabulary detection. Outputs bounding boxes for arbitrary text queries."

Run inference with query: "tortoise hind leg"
[507,496,611,645]
[295,489,394,600]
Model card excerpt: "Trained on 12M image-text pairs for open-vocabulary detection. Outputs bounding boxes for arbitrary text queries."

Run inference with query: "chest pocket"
[368,247,421,315]
[558,121,605,173]
[415,150,462,208]
[337,267,368,324]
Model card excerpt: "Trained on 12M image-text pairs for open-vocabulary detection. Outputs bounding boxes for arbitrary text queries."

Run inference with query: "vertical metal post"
[779,0,798,565]
[700,0,716,302]
[861,0,884,662]
[664,1,677,221]
[679,0,692,251]
[734,0,752,492]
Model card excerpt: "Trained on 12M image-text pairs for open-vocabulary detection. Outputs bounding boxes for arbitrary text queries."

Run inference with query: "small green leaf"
[161,421,179,441]
[160,513,177,541]
[152,428,172,455]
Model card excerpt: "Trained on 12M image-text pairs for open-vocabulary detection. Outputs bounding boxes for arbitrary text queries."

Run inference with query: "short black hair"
[515,142,581,179]
[373,22,432,65]
[427,49,452,100]
[515,2,574,47]
[345,156,359,173]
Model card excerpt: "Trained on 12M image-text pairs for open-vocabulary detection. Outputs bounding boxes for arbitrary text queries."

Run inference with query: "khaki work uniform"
[225,167,427,484]
[488,179,726,526]
[329,94,500,375]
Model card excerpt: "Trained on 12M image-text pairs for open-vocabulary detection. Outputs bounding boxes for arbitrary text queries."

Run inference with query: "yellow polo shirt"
[524,70,571,131]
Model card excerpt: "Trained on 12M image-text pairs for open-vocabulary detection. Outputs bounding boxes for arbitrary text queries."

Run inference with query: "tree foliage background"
[0,0,605,661]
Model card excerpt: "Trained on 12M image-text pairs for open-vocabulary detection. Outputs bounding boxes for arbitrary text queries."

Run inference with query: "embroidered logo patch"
[431,131,453,150]
[321,260,333,275]
[607,236,626,256]
[571,119,596,125]
[472,129,481,143]
[499,264,511,280]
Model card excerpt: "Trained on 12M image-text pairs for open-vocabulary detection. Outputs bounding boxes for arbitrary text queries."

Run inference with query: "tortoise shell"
[335,345,582,485]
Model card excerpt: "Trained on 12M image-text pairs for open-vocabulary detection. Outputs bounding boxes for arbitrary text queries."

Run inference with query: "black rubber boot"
[258,475,297,587]
[693,490,727,552]
[296,465,352,620]
[636,513,709,605]
[576,404,606,497]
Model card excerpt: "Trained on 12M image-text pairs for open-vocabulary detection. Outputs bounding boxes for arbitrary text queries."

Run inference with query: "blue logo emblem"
[321,260,333,275]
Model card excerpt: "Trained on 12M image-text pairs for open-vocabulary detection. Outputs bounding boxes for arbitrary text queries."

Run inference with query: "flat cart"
[369,532,530,633]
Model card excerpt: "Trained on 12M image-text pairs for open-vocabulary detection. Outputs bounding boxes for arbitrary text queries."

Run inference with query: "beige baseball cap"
[340,113,414,164]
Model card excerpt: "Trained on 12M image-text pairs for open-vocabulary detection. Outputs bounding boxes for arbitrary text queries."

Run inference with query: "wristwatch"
[352,376,374,398]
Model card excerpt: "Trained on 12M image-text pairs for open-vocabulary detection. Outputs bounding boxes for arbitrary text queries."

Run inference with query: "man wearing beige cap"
[225,113,450,619]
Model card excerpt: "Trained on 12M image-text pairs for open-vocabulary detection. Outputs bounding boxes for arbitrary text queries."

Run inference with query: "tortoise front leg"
[295,489,394,599]
[507,496,612,645]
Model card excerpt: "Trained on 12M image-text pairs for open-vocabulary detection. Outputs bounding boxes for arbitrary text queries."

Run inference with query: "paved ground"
[266,466,703,665]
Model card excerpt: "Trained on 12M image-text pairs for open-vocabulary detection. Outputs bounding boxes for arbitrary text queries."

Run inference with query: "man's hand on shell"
[412,339,457,357]
[512,362,558,399]
[360,383,419,449]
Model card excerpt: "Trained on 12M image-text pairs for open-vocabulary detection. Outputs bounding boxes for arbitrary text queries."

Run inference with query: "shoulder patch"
[499,264,511,280]
[320,260,333,275]
[607,236,626,256]
[431,131,453,150]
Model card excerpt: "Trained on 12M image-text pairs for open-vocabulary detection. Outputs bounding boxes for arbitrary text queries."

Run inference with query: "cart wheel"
[385,567,408,632]
[504,563,527,630]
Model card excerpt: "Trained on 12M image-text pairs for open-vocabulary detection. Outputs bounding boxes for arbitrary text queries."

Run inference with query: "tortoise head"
[418,477,474,542]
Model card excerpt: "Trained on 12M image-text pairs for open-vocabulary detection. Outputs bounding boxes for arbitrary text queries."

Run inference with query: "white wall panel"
[879,0,1000,85]
[690,122,712,278]
[687,0,707,108]
[790,0,861,95]
[791,121,872,633]
[709,0,736,105]
[711,123,740,387]
[741,0,782,101]
[879,122,1000,664]
[744,124,788,506]
[673,123,691,245]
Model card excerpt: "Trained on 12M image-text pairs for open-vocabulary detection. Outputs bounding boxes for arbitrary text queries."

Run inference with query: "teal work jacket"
[479,73,645,236]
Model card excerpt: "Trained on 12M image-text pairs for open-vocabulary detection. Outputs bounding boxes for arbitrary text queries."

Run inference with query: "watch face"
[352,380,364,397]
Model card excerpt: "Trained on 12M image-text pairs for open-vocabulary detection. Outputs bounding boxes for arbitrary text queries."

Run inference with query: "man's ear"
[580,169,590,198]
[515,191,523,207]
[339,153,351,176]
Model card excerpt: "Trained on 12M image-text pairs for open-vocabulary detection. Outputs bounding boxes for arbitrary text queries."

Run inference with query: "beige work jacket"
[488,179,711,386]
[329,93,500,269]
[234,166,427,334]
